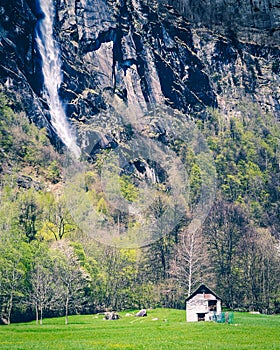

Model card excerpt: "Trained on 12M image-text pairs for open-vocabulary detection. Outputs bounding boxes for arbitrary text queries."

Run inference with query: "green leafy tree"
[46,161,61,184]
[0,233,31,324]
[17,189,42,242]
[42,196,78,241]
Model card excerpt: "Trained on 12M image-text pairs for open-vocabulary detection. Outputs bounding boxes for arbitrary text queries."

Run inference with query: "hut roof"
[185,284,222,302]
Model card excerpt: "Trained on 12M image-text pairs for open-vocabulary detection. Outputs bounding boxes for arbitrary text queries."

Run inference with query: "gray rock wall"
[0,0,279,151]
[166,0,280,44]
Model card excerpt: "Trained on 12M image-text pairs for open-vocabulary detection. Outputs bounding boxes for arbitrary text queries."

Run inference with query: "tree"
[97,246,138,310]
[51,241,90,325]
[170,228,211,298]
[18,189,41,242]
[43,196,78,241]
[0,234,31,324]
[28,243,55,325]
[46,161,61,184]
[145,194,177,281]
[204,200,248,308]
[239,228,280,312]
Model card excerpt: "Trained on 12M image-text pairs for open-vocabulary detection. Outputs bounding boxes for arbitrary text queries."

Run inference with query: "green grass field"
[0,309,279,350]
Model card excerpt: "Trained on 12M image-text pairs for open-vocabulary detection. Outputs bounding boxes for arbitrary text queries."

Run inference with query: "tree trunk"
[35,304,39,325]
[7,293,13,325]
[187,263,192,297]
[1,303,8,325]
[40,305,43,325]
[65,293,69,325]
[187,233,195,297]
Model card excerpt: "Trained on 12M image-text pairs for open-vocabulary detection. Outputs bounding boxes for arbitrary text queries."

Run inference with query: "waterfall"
[36,0,81,158]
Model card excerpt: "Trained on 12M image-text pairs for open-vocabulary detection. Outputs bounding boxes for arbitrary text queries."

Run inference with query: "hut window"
[208,300,217,311]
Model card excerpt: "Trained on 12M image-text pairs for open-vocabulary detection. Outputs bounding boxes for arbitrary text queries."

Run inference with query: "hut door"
[197,313,206,321]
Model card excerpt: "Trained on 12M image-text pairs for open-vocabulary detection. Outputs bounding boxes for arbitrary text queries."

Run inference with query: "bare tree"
[204,200,248,308]
[51,241,90,325]
[170,227,211,297]
[240,228,280,312]
[29,255,55,325]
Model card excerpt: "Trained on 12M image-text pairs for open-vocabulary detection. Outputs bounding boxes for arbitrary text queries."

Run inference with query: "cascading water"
[35,0,81,158]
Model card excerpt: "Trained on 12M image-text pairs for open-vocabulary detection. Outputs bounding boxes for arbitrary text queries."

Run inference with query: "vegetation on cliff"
[0,93,279,324]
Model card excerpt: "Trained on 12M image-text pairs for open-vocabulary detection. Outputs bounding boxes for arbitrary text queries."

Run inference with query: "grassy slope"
[0,309,279,350]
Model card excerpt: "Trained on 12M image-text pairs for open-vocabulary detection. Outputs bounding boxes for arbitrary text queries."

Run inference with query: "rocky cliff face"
[0,0,279,152]
[167,0,280,45]
[0,1,42,120]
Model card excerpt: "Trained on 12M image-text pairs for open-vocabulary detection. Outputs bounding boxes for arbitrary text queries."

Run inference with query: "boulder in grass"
[104,312,120,320]
[135,309,147,317]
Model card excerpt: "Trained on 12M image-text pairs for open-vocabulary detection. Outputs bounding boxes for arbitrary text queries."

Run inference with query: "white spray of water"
[36,0,81,158]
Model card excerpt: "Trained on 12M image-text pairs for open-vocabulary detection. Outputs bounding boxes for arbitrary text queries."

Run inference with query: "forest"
[0,92,279,325]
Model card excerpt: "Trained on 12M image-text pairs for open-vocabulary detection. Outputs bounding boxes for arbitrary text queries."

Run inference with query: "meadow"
[0,309,279,350]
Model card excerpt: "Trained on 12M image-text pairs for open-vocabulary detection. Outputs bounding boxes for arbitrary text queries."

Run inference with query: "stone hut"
[186,284,222,322]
